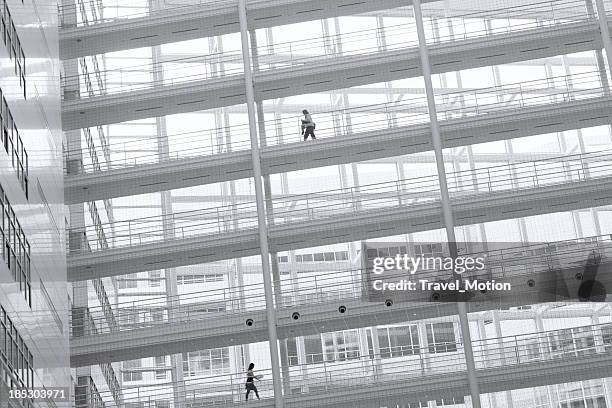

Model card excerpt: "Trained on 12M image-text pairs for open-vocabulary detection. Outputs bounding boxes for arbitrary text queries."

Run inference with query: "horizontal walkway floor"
[85,323,612,408]
[59,0,409,60]
[70,236,612,365]
[62,17,604,130]
[65,88,612,203]
[67,151,612,280]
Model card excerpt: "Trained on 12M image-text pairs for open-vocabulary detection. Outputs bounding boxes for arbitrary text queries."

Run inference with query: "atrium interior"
[5,0,612,407]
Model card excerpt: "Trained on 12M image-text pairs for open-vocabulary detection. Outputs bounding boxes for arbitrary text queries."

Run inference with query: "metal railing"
[90,322,612,407]
[58,0,586,27]
[65,70,609,175]
[70,233,612,336]
[67,149,612,254]
[59,0,224,27]
[60,0,591,98]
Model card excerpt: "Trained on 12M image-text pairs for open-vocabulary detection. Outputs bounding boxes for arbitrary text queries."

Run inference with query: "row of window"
[0,184,31,306]
[278,251,349,264]
[555,379,609,408]
[117,324,612,392]
[123,323,455,380]
[183,348,231,378]
[125,402,169,408]
[0,0,25,97]
[287,323,457,365]
[177,273,224,285]
[287,323,611,366]
[0,88,28,196]
[540,325,612,359]
[559,396,607,408]
[121,348,231,382]
[116,303,226,328]
[0,306,33,394]
[117,272,226,288]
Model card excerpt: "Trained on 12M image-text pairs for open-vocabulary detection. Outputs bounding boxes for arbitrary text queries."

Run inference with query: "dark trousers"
[245,382,259,400]
[303,126,316,140]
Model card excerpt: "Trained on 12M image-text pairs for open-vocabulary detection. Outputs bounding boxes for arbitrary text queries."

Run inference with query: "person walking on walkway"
[245,363,260,401]
[301,109,316,140]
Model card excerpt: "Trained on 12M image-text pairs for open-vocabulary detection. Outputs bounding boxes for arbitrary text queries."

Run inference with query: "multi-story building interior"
[6,0,612,407]
[0,0,70,407]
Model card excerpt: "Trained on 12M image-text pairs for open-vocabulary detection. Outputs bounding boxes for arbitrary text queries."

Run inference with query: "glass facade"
[0,184,30,305]
[0,306,33,396]
[0,0,69,406]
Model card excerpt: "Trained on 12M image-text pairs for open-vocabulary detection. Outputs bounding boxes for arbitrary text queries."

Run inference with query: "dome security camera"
[246,319,254,326]
[385,299,393,307]
[338,305,347,314]
[527,279,535,288]
[291,312,300,320]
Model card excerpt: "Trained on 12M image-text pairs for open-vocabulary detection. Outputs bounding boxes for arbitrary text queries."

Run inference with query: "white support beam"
[595,0,612,82]
[238,1,284,406]
[412,0,482,406]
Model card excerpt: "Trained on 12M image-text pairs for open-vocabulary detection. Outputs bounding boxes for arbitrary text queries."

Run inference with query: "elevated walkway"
[65,72,612,204]
[69,237,612,365]
[61,12,604,130]
[81,323,612,408]
[67,150,612,281]
[59,0,408,60]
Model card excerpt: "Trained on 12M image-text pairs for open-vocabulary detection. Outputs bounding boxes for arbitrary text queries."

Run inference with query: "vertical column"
[493,310,514,408]
[485,19,529,244]
[592,0,612,144]
[369,327,383,376]
[592,314,605,354]
[443,17,491,260]
[323,18,364,295]
[604,378,612,407]
[62,0,86,256]
[61,0,97,401]
[534,311,547,359]
[330,17,363,213]
[73,280,96,406]
[560,54,603,234]
[411,1,481,406]
[212,31,252,368]
[295,335,308,393]
[585,0,611,93]
[417,322,430,372]
[148,1,184,404]
[595,0,612,80]
[238,1,284,406]
[534,309,558,408]
[476,317,488,368]
[250,28,292,395]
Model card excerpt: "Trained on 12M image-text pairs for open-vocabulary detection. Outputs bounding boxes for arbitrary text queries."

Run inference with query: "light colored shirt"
[302,113,315,127]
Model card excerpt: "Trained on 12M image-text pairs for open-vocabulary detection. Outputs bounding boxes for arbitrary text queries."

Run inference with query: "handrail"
[59,0,225,27]
[61,0,591,99]
[70,233,612,335]
[67,148,612,254]
[89,322,612,405]
[66,70,608,175]
[58,0,584,31]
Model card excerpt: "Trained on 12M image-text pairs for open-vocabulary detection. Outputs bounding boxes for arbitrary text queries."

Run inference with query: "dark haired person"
[245,362,260,401]
[301,109,316,140]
